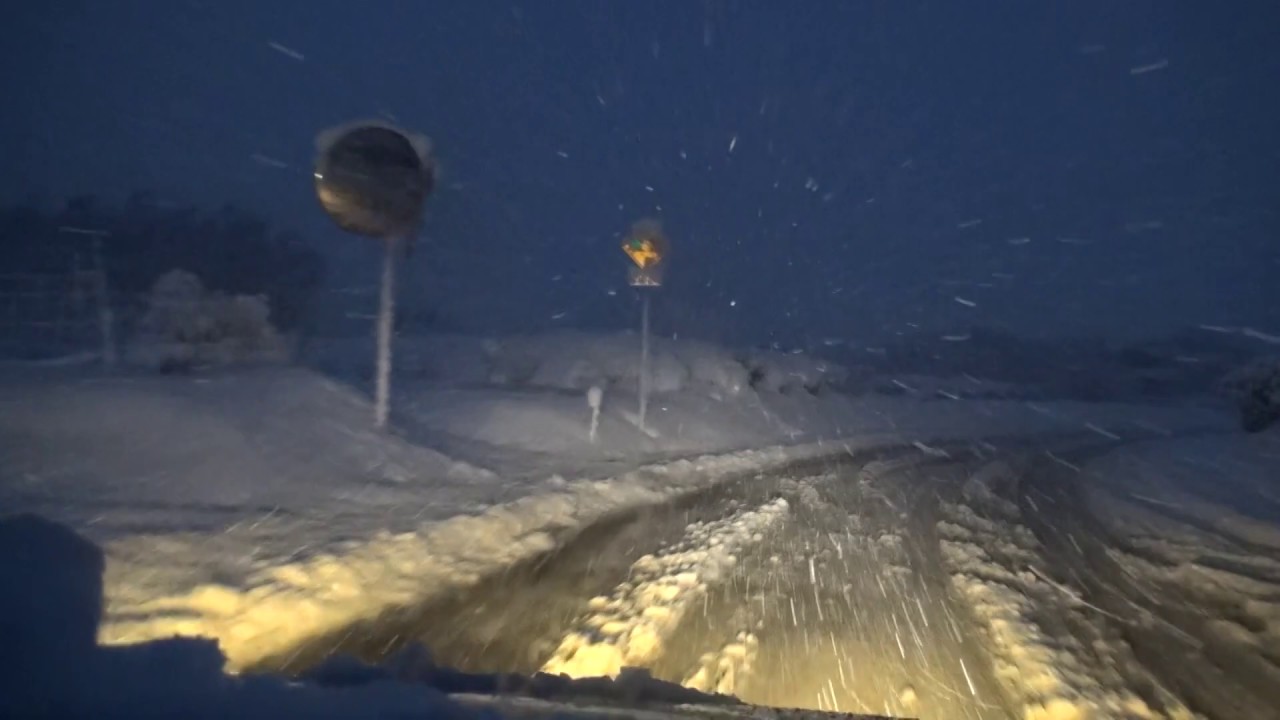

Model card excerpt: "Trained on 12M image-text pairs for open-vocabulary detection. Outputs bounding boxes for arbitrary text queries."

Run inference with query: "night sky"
[5,1,1278,347]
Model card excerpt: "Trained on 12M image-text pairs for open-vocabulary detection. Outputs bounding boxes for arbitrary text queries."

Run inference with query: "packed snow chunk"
[541,498,787,680]
[129,269,289,372]
[739,348,848,394]
[682,632,759,697]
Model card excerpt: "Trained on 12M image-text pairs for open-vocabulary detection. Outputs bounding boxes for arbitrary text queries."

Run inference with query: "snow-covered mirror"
[313,122,434,239]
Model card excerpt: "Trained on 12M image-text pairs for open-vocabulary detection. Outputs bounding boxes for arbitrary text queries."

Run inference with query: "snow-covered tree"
[132,269,286,372]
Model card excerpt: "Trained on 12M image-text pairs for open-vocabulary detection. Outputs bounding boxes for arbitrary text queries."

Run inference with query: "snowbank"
[0,514,474,719]
[306,331,847,399]
[397,380,1229,473]
[936,427,1280,720]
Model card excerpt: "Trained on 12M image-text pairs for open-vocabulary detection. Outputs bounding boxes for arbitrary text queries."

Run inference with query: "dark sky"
[5,1,1278,346]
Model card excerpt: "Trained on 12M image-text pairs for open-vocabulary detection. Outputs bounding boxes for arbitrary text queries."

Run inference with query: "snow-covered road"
[267,445,1002,716]
[273,434,1278,720]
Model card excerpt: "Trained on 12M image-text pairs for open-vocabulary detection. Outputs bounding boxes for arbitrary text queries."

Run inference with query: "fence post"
[91,238,116,367]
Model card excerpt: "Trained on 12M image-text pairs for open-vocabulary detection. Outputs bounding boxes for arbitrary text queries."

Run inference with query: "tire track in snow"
[540,498,790,680]
[656,457,1014,718]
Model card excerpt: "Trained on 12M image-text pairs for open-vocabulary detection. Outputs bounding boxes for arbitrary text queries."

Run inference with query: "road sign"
[622,236,662,269]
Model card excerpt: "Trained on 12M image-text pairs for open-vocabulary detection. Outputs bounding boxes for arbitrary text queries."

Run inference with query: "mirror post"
[313,121,434,429]
[374,235,399,429]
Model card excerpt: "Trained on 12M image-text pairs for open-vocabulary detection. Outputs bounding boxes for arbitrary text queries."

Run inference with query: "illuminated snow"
[541,497,788,679]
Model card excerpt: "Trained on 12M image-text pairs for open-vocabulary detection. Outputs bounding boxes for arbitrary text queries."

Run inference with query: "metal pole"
[639,291,650,432]
[374,237,398,429]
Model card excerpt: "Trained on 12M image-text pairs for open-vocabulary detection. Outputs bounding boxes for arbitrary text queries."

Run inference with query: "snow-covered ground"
[935,427,1280,720]
[0,330,1250,717]
[1074,430,1280,718]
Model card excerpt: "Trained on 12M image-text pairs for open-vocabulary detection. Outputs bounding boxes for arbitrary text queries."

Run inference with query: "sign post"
[620,219,668,433]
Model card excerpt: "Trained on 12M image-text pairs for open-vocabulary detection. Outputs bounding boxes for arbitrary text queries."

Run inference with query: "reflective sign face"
[622,237,662,268]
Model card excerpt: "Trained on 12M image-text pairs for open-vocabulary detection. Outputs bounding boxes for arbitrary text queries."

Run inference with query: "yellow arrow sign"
[622,237,662,268]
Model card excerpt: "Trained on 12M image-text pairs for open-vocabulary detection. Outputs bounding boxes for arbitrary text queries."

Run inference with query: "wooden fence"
[0,264,115,363]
